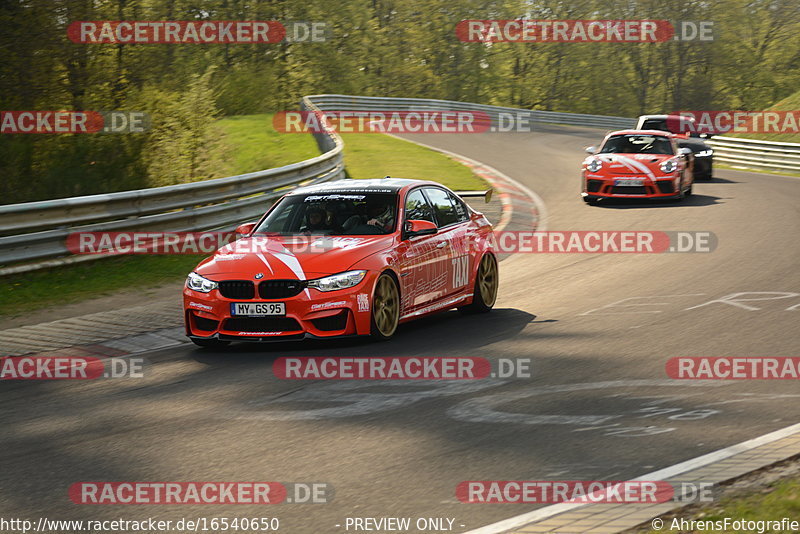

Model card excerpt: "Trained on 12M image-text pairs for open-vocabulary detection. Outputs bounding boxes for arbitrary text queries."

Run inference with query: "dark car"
[636,115,714,180]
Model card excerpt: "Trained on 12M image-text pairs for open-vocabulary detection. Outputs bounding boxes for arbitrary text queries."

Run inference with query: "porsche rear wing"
[454,189,493,203]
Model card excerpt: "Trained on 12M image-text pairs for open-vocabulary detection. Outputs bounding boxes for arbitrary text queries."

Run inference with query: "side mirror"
[585,146,597,154]
[235,222,256,236]
[678,147,693,157]
[404,219,438,238]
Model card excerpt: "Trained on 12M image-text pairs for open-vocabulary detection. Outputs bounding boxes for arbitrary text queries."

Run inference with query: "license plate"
[614,179,644,186]
[230,302,286,316]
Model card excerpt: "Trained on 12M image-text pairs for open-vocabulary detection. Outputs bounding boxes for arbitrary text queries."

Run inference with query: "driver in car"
[301,207,330,233]
[365,201,394,232]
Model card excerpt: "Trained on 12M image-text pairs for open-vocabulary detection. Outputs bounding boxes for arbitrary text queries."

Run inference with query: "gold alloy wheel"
[373,275,400,338]
[477,254,498,307]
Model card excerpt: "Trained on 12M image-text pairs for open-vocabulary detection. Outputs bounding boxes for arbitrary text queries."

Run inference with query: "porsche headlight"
[695,149,713,157]
[186,272,218,293]
[587,159,603,172]
[660,159,678,173]
[307,270,367,292]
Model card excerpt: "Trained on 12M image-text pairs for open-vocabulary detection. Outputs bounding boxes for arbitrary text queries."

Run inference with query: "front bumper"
[183,278,375,342]
[583,174,681,199]
[693,156,713,178]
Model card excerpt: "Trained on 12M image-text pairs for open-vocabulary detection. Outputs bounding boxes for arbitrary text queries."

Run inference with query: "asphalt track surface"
[1,124,799,533]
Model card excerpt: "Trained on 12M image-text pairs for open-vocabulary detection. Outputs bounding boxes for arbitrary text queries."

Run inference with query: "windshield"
[599,134,674,155]
[640,119,669,132]
[254,192,398,236]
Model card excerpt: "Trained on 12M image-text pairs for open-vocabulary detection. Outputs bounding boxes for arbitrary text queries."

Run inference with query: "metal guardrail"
[310,95,800,174]
[705,135,800,174]
[306,94,637,130]
[1,94,795,274]
[0,96,344,274]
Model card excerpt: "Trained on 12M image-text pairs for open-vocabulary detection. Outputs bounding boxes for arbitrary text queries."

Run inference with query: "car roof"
[638,114,696,122]
[607,129,676,137]
[289,178,440,196]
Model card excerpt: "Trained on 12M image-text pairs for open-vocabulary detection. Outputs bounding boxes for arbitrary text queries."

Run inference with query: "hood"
[194,235,394,280]
[589,153,676,177]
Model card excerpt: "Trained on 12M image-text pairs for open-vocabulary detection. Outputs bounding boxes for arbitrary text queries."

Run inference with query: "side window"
[448,192,469,223]
[404,189,435,223]
[424,187,459,227]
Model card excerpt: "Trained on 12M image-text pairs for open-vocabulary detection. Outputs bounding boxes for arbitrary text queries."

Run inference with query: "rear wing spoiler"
[454,189,493,203]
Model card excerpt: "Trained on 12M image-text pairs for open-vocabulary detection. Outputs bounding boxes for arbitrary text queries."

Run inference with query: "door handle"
[436,241,448,248]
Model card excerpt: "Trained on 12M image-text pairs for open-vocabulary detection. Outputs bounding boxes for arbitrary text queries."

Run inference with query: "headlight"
[587,159,602,172]
[307,270,367,292]
[695,149,713,157]
[186,272,218,293]
[660,159,678,173]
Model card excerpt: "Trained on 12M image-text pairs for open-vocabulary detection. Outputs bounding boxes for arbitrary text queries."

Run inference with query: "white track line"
[462,421,800,534]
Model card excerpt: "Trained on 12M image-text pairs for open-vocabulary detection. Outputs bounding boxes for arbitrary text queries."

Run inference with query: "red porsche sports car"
[183,179,498,347]
[581,129,695,204]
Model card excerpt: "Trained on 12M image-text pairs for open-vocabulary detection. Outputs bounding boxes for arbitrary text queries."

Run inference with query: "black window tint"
[254,192,397,235]
[424,187,459,227]
[641,119,669,132]
[599,135,674,155]
[404,189,435,223]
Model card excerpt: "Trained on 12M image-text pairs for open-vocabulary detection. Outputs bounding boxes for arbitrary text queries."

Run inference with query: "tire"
[583,196,599,205]
[685,183,693,196]
[673,174,687,201]
[699,162,713,180]
[459,253,499,314]
[190,337,231,349]
[370,273,400,340]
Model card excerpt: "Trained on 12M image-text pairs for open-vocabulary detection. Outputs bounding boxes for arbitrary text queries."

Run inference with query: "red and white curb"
[385,133,548,234]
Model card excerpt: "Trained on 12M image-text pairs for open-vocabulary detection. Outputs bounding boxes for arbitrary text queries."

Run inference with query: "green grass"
[217,114,321,174]
[2,115,487,319]
[0,255,205,319]
[727,89,800,143]
[641,473,800,533]
[340,133,487,190]
[217,113,487,189]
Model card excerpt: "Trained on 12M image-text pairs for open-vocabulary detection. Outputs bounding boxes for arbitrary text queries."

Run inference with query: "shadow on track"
[189,307,539,364]
[589,194,724,209]
[703,176,739,184]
